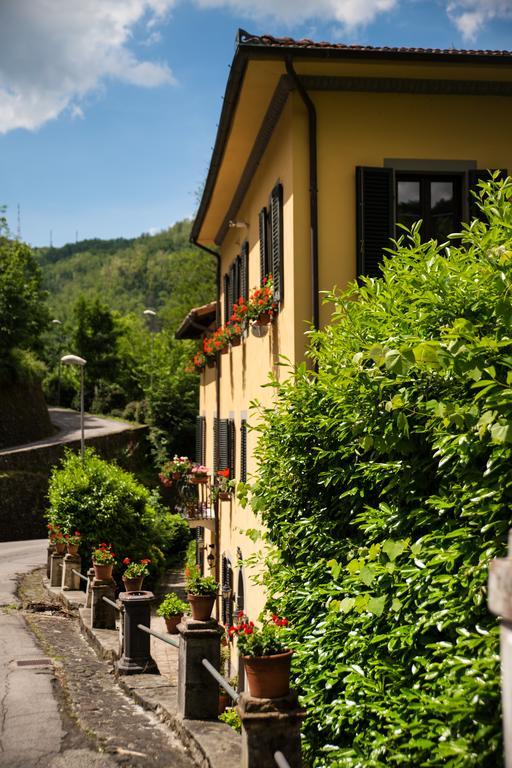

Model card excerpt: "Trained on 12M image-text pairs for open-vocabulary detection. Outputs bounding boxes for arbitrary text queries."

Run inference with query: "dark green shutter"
[356,166,394,278]
[468,169,508,222]
[270,183,283,302]
[196,527,204,573]
[228,263,235,320]
[223,273,229,324]
[234,256,241,306]
[240,241,249,300]
[259,208,268,286]
[221,555,233,627]
[195,416,206,465]
[240,419,247,483]
[236,565,245,615]
[214,418,235,476]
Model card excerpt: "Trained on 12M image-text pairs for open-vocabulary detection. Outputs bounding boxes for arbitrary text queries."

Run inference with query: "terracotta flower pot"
[189,475,208,485]
[242,650,293,698]
[218,692,229,715]
[93,563,114,580]
[55,542,66,555]
[67,543,79,556]
[219,491,231,501]
[164,614,183,634]
[254,311,272,326]
[122,576,144,592]
[230,336,241,347]
[188,593,216,621]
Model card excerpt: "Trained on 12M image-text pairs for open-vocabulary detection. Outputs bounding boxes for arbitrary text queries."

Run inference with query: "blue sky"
[0,0,511,247]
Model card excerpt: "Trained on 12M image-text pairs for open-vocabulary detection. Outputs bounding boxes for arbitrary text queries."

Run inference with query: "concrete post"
[61,554,82,591]
[50,553,64,588]
[85,567,94,608]
[237,691,306,768]
[177,616,222,720]
[117,591,158,675]
[489,530,512,768]
[91,577,117,630]
[46,543,55,579]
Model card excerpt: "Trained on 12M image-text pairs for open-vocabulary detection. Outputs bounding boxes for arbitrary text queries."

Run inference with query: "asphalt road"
[0,407,137,456]
[0,538,47,606]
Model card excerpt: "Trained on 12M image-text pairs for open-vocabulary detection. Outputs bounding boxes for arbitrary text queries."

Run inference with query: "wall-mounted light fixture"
[228,220,248,229]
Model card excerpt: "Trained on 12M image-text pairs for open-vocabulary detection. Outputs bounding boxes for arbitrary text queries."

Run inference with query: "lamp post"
[143,309,157,397]
[61,354,87,463]
[51,319,62,406]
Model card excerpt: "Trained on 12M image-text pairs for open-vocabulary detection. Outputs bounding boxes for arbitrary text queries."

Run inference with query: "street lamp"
[52,319,62,406]
[61,354,87,463]
[143,309,157,396]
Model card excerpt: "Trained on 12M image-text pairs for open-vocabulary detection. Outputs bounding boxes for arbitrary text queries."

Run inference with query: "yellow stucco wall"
[196,72,512,645]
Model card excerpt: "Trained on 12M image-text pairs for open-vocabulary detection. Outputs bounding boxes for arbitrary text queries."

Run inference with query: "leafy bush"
[157,593,189,617]
[249,177,512,766]
[47,448,191,580]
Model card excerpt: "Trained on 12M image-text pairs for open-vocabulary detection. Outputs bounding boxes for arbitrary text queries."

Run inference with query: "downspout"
[285,59,319,335]
[190,237,221,620]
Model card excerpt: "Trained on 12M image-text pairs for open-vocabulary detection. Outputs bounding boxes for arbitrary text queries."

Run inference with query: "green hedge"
[249,176,512,767]
[47,448,190,581]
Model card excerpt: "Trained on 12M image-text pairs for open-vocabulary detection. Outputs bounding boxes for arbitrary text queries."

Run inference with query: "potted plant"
[230,298,248,338]
[159,455,192,487]
[121,557,151,591]
[92,543,117,580]
[203,336,217,367]
[228,613,292,698]
[65,530,81,556]
[211,468,236,502]
[224,320,243,348]
[193,350,206,372]
[247,275,277,328]
[189,464,210,485]
[186,571,219,621]
[157,592,189,634]
[53,527,67,555]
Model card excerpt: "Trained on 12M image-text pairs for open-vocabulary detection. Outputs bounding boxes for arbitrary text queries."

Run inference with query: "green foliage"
[250,176,512,766]
[219,707,242,733]
[230,614,290,657]
[186,571,218,596]
[47,448,190,578]
[0,226,49,375]
[156,592,189,617]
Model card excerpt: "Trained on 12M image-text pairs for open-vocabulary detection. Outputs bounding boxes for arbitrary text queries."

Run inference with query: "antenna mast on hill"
[49,229,53,247]
[16,204,21,240]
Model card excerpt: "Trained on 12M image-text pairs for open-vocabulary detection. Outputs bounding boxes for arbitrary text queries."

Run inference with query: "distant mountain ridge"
[37,219,216,331]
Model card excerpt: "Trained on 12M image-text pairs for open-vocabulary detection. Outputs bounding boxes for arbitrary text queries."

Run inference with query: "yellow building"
[177,30,512,641]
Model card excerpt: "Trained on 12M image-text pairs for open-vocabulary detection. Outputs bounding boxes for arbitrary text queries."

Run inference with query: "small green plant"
[219,707,241,733]
[228,613,289,657]
[186,572,218,596]
[64,530,81,546]
[92,543,116,565]
[122,557,151,578]
[157,592,189,618]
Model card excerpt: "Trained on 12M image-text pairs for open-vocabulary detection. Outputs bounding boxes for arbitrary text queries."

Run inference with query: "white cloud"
[0,0,176,134]
[446,0,512,41]
[193,0,397,29]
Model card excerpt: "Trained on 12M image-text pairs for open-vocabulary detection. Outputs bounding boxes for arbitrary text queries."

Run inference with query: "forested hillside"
[38,219,216,331]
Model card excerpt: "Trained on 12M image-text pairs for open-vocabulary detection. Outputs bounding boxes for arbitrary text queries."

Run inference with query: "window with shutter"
[468,169,508,221]
[269,183,283,302]
[240,419,247,483]
[240,242,249,301]
[228,263,235,320]
[234,256,241,307]
[259,208,269,286]
[196,527,205,574]
[236,563,245,615]
[221,555,234,627]
[214,418,235,476]
[195,416,206,466]
[223,273,230,324]
[356,166,394,278]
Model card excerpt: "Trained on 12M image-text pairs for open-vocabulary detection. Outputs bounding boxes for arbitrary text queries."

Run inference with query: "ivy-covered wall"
[0,380,53,449]
[249,178,512,767]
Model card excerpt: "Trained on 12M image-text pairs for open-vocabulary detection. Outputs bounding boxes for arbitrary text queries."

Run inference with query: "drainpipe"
[285,59,319,334]
[190,237,221,619]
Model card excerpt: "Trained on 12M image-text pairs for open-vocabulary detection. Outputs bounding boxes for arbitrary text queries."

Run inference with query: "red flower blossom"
[123,557,131,565]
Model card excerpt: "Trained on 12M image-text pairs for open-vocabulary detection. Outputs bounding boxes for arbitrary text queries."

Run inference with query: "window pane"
[397,180,421,231]
[431,181,455,241]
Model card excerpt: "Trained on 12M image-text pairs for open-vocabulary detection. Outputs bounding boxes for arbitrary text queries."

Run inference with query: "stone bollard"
[117,591,158,675]
[46,543,55,579]
[61,554,82,591]
[489,529,512,768]
[91,576,117,630]
[237,691,306,768]
[85,567,95,608]
[177,616,223,720]
[50,552,64,588]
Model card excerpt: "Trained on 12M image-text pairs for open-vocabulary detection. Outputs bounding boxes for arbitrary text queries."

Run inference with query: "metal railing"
[102,595,121,612]
[274,751,291,768]
[201,658,239,702]
[72,569,88,584]
[137,623,179,649]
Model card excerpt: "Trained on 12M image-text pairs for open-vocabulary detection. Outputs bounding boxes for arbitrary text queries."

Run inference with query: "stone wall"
[0,381,54,449]
[0,425,148,542]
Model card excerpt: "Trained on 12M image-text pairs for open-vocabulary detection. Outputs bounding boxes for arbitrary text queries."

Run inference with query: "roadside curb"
[43,578,241,768]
